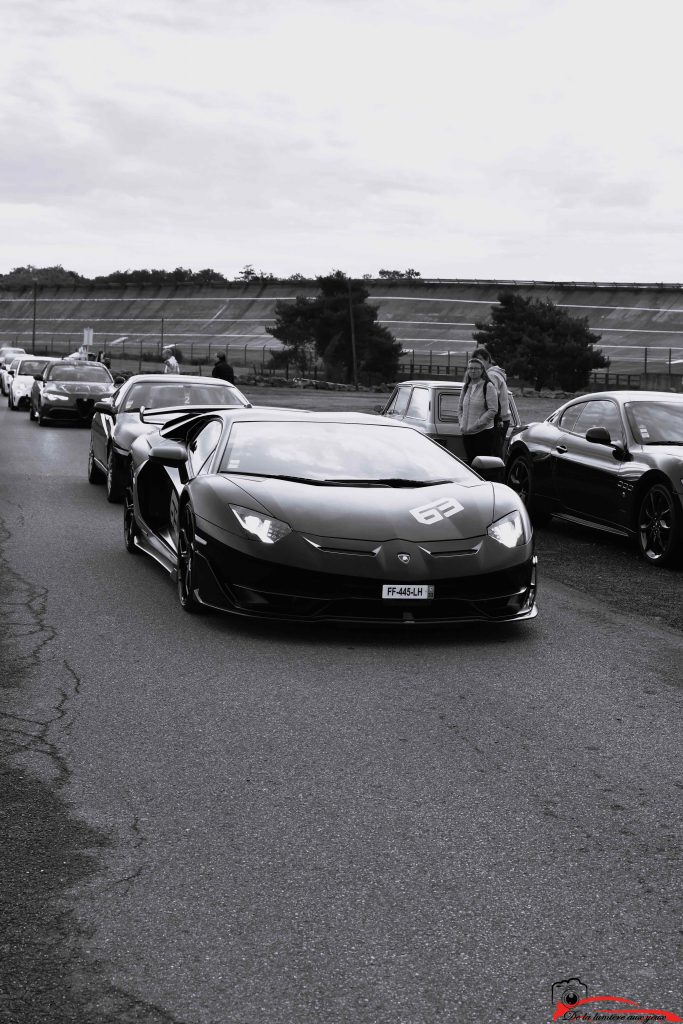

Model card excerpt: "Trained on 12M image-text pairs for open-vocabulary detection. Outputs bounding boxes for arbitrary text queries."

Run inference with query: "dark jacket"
[212,361,235,384]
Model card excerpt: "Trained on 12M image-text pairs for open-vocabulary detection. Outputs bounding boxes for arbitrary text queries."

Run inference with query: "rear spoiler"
[138,404,238,428]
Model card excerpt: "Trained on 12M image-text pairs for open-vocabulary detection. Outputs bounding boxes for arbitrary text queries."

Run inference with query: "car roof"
[394,380,465,388]
[563,390,683,403]
[120,373,242,386]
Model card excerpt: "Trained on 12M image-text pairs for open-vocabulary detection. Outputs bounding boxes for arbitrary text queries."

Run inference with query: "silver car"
[378,379,521,462]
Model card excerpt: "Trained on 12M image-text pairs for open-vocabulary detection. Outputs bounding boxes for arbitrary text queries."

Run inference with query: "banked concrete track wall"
[2,280,683,374]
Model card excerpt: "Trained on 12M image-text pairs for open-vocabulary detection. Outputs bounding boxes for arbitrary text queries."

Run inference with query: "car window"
[438,392,461,422]
[557,403,586,432]
[188,419,223,475]
[384,387,411,418]
[404,387,430,421]
[572,400,623,440]
[17,359,49,376]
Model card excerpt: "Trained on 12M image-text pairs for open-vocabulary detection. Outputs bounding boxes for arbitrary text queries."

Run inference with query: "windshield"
[47,364,113,382]
[17,359,50,376]
[121,381,246,412]
[625,401,683,445]
[219,421,473,484]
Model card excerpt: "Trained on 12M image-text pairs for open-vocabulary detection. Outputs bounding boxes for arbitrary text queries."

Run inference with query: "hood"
[203,476,495,541]
[43,381,113,395]
[643,443,683,462]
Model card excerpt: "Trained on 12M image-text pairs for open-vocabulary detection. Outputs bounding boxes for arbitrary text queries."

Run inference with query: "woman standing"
[458,357,498,464]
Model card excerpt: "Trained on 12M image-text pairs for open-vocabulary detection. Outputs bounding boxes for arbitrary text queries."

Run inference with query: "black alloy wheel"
[88,442,104,484]
[123,489,140,554]
[177,505,202,613]
[637,483,681,566]
[106,448,125,503]
[506,452,551,525]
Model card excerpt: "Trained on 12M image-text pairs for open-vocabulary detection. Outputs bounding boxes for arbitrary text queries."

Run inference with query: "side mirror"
[33,373,44,381]
[373,404,385,414]
[471,455,505,482]
[147,440,187,466]
[585,426,611,446]
[8,369,15,376]
[94,400,116,416]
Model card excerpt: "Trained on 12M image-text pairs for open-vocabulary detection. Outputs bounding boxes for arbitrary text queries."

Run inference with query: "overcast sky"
[3,0,683,282]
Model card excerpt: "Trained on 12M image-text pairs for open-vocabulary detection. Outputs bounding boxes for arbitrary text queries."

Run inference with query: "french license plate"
[382,584,434,600]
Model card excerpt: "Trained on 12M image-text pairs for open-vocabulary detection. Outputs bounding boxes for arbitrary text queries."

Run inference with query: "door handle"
[554,445,567,454]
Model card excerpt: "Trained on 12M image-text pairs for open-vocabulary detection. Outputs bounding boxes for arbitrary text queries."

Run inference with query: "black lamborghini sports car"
[505,390,683,566]
[125,408,537,624]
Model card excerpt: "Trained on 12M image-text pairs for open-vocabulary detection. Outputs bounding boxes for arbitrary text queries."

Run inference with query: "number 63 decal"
[410,496,464,525]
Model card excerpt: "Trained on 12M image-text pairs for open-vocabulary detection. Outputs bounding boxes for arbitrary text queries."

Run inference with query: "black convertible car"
[125,408,537,624]
[505,390,683,566]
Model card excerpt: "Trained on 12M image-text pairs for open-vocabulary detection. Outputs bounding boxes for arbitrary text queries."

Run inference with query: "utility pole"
[31,278,38,353]
[347,278,359,390]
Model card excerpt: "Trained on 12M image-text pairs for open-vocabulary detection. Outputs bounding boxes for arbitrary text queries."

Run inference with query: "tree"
[378,268,422,280]
[472,291,606,391]
[266,271,402,383]
[0,264,85,287]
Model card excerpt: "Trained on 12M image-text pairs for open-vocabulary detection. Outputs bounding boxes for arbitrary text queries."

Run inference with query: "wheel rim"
[177,511,194,606]
[106,452,114,495]
[124,494,137,548]
[639,487,674,561]
[508,457,531,505]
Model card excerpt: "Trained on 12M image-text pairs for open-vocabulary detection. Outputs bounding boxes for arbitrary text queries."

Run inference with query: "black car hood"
[202,475,496,541]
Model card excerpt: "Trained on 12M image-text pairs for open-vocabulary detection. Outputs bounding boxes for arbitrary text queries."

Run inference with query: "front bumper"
[191,530,538,624]
[40,397,99,422]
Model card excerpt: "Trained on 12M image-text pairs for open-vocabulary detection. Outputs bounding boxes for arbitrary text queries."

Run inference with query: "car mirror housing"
[33,373,44,381]
[147,440,187,466]
[585,426,612,445]
[471,455,505,482]
[94,400,117,416]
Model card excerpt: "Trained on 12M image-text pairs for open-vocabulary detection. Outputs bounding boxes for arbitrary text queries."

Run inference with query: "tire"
[87,442,104,484]
[505,451,551,526]
[123,489,140,554]
[106,448,125,503]
[637,483,682,566]
[177,505,203,613]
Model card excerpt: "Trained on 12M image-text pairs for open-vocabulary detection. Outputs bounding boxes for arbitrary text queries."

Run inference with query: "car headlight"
[487,509,531,548]
[230,505,292,544]
[42,391,70,401]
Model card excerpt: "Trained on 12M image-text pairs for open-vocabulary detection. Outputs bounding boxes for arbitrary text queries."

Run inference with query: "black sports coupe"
[88,373,250,502]
[125,408,537,624]
[505,390,683,566]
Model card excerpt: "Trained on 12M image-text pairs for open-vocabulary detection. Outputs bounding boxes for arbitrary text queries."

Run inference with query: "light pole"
[31,278,38,353]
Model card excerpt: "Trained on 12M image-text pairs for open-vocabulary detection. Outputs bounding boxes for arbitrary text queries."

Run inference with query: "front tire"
[123,489,140,554]
[506,451,551,525]
[106,448,125,503]
[88,442,104,484]
[637,483,681,566]
[177,505,203,613]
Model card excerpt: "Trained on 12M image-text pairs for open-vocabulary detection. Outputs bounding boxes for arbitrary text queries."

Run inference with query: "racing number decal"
[169,492,179,537]
[410,496,464,525]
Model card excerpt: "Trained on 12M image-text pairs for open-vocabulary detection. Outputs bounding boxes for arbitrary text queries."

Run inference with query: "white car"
[0,347,27,393]
[7,356,60,411]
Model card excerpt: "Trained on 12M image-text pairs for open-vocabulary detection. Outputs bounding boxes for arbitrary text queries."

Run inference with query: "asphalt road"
[0,402,681,1024]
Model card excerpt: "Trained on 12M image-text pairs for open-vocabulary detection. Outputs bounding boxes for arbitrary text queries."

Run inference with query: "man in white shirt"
[163,347,179,374]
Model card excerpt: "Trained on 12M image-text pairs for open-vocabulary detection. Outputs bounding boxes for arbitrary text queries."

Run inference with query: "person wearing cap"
[162,347,179,374]
[211,352,235,384]
[471,345,511,457]
[458,357,498,464]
